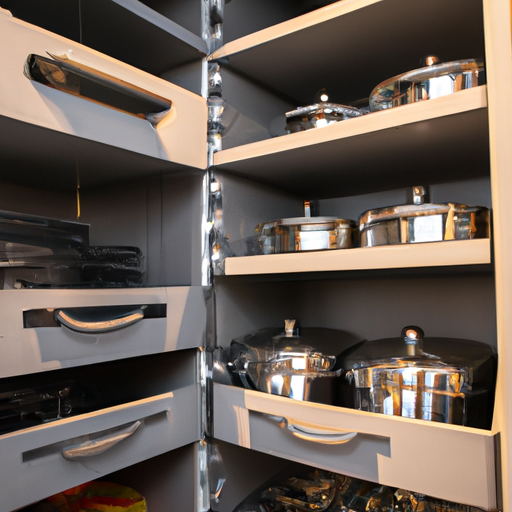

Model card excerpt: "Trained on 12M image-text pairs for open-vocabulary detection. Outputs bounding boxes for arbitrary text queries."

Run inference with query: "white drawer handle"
[55,306,145,334]
[61,420,141,460]
[268,415,357,445]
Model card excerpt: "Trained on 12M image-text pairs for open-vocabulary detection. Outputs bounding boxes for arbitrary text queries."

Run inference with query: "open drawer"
[0,286,206,378]
[213,383,497,510]
[0,7,207,186]
[0,382,201,512]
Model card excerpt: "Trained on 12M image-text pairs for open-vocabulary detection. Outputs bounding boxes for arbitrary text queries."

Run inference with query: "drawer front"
[0,384,200,512]
[213,383,497,510]
[0,8,207,170]
[0,286,206,378]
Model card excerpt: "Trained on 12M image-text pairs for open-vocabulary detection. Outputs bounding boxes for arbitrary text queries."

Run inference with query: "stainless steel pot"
[369,55,484,112]
[285,102,362,133]
[359,186,490,247]
[340,326,496,428]
[256,216,357,254]
[225,319,361,405]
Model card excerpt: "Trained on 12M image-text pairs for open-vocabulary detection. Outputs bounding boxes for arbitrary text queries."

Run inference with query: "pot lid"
[256,216,356,233]
[370,56,483,97]
[340,325,496,373]
[285,102,361,120]
[229,319,361,369]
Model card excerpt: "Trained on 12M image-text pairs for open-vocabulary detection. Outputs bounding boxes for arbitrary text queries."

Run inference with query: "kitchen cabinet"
[0,0,511,511]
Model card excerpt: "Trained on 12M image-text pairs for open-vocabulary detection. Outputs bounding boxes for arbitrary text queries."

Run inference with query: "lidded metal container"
[341,326,496,428]
[256,201,357,254]
[285,89,361,133]
[226,319,361,405]
[359,186,490,247]
[257,216,357,254]
[369,55,484,112]
[285,102,362,133]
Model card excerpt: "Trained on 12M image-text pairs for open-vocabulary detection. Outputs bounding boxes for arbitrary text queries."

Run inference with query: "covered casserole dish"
[369,55,484,111]
[340,325,496,428]
[359,186,490,247]
[225,319,361,405]
[256,216,357,254]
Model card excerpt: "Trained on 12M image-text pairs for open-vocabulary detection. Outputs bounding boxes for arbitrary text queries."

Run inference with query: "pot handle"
[267,415,357,444]
[55,306,145,334]
[61,420,142,460]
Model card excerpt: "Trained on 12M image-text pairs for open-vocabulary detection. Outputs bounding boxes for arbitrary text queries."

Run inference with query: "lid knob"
[412,186,426,205]
[402,325,424,356]
[420,55,440,67]
[284,319,296,337]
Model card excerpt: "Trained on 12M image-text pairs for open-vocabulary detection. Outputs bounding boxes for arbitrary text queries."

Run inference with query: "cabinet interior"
[0,174,205,287]
[0,0,505,510]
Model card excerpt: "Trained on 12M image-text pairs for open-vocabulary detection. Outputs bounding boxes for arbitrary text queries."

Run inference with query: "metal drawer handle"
[55,306,145,334]
[268,415,357,445]
[24,53,172,125]
[61,420,142,460]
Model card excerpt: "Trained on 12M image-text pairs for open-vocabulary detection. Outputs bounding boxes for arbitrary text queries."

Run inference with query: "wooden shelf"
[224,238,491,276]
[214,87,489,197]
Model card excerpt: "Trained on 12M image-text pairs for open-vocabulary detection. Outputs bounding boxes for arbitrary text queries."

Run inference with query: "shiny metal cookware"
[226,319,361,405]
[340,325,496,428]
[257,216,357,254]
[359,186,490,247]
[285,102,362,133]
[369,55,484,111]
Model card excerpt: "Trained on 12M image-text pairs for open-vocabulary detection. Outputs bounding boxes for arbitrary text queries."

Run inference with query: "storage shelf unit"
[1,0,511,511]
[210,0,512,510]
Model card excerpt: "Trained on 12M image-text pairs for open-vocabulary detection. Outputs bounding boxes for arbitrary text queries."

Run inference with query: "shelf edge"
[224,238,491,276]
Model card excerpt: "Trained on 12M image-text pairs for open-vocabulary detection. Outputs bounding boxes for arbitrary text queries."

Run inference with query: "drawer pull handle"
[61,420,142,460]
[268,415,357,445]
[24,53,172,125]
[55,306,145,334]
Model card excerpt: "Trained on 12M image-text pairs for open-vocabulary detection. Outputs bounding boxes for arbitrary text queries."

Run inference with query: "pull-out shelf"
[0,286,206,378]
[0,384,201,512]
[0,8,207,190]
[213,383,497,510]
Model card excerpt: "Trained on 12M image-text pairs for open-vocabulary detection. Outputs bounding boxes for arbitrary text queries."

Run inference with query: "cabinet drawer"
[0,286,206,378]
[0,384,200,512]
[0,8,207,174]
[213,383,497,510]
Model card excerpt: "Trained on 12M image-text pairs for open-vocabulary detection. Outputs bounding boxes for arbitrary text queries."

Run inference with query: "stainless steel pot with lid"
[285,89,362,133]
[340,326,496,428]
[225,319,361,405]
[256,201,357,254]
[369,55,484,111]
[359,186,490,247]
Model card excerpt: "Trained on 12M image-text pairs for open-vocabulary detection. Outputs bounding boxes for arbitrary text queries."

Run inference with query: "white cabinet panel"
[0,286,206,378]
[0,384,201,512]
[0,8,207,172]
[213,383,497,510]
